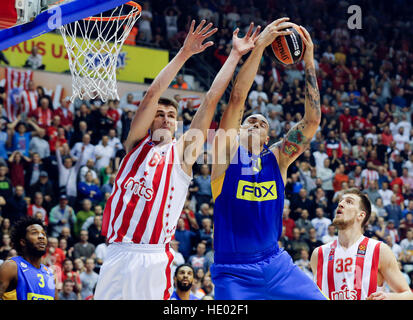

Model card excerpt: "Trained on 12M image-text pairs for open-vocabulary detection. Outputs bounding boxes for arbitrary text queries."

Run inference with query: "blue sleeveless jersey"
[8,256,55,300]
[212,144,285,264]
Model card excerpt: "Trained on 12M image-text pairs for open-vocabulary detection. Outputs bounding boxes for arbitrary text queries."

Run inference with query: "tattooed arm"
[271,26,321,184]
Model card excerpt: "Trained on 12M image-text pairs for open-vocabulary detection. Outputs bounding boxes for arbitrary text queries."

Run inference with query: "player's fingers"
[300,25,313,43]
[252,26,261,41]
[245,22,255,39]
[189,20,196,34]
[195,20,206,34]
[201,41,214,50]
[276,22,295,31]
[202,27,218,39]
[200,22,214,35]
[272,17,290,27]
[233,27,240,37]
[277,30,293,37]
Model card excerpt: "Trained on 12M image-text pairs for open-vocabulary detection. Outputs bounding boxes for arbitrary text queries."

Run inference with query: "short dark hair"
[343,188,371,228]
[158,97,179,111]
[10,216,45,255]
[174,263,195,278]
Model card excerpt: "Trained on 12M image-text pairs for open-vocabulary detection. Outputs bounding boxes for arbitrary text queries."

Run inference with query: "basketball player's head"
[151,97,179,143]
[174,263,195,292]
[240,114,270,150]
[11,216,47,258]
[333,188,371,231]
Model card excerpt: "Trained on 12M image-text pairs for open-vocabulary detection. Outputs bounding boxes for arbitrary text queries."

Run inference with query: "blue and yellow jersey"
[3,256,55,300]
[212,144,285,264]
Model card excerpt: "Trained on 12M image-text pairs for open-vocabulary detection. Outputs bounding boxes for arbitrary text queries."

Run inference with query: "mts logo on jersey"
[124,177,154,201]
[236,180,277,201]
[331,284,357,300]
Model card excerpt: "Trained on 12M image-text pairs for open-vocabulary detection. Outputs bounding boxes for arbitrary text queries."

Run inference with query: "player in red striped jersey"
[94,20,261,300]
[310,188,413,300]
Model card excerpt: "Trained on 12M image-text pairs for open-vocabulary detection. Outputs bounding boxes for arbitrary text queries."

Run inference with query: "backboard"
[0,0,131,50]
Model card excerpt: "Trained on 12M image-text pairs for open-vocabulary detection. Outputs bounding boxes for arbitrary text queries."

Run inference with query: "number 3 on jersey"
[335,258,353,273]
[37,274,45,288]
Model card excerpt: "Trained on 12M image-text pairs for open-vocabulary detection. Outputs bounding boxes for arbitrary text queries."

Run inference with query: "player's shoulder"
[0,258,18,276]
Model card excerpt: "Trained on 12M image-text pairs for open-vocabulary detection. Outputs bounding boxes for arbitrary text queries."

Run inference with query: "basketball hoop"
[59,1,141,102]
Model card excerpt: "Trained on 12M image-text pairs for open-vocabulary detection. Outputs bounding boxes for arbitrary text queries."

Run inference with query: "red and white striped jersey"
[20,89,39,114]
[102,135,192,245]
[315,235,382,300]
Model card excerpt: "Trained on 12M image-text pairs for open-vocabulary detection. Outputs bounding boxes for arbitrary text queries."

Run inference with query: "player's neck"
[337,228,363,249]
[22,254,42,269]
[240,140,265,155]
[177,289,191,300]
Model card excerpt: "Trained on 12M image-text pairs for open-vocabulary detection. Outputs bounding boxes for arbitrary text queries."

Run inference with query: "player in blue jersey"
[170,264,199,300]
[210,18,327,300]
[0,217,57,300]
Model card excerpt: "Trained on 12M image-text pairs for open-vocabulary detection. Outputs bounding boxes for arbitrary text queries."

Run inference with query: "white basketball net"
[59,3,141,102]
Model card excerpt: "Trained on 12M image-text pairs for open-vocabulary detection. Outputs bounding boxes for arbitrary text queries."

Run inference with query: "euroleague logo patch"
[294,50,301,56]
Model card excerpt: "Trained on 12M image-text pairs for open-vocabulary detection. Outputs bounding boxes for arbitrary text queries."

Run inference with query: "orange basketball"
[271,23,306,65]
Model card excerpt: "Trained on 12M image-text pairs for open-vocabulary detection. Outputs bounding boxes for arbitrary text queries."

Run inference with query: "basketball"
[271,23,306,65]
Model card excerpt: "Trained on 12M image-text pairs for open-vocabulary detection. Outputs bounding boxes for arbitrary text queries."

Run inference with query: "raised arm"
[211,18,293,180]
[271,26,321,183]
[124,20,218,153]
[177,23,261,175]
[218,18,292,133]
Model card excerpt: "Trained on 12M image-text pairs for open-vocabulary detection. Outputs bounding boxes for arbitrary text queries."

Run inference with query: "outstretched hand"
[231,22,261,56]
[299,25,314,66]
[255,17,294,48]
[182,20,218,57]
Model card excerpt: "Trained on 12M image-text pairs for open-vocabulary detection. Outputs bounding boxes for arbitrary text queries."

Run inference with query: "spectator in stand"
[8,151,30,188]
[28,129,50,159]
[332,164,349,193]
[188,242,207,273]
[379,181,394,207]
[384,196,403,228]
[289,227,310,262]
[73,230,96,261]
[364,181,381,205]
[77,171,102,205]
[385,235,403,261]
[175,218,198,261]
[94,135,114,171]
[23,45,45,70]
[290,188,315,220]
[322,224,337,244]
[59,279,79,300]
[70,134,95,167]
[311,207,332,242]
[172,74,189,90]
[199,218,213,252]
[56,142,84,207]
[192,164,212,210]
[48,194,76,238]
[295,209,313,238]
[316,158,335,201]
[282,205,295,240]
[2,185,27,225]
[305,227,323,256]
[61,259,82,293]
[74,199,94,237]
[400,229,413,273]
[313,143,328,170]
[27,192,48,225]
[43,237,66,270]
[79,258,99,300]
[87,215,105,247]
